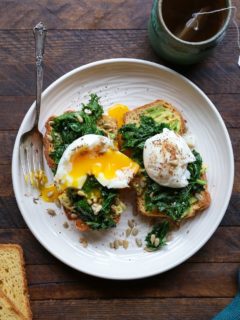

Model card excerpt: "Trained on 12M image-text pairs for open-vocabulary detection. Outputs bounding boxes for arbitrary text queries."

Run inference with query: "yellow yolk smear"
[108,104,129,128]
[40,183,59,202]
[69,148,139,185]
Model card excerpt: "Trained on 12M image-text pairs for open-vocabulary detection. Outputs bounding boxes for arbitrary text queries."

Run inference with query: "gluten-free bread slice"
[123,99,210,223]
[0,245,32,320]
[0,290,25,319]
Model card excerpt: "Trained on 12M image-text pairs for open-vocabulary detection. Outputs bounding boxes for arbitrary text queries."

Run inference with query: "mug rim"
[158,0,232,46]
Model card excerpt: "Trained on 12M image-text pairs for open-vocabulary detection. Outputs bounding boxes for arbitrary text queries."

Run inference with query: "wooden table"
[0,1,240,319]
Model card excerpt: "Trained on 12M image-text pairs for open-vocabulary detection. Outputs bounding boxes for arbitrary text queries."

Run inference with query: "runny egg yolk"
[40,182,59,202]
[69,148,139,184]
[108,104,129,127]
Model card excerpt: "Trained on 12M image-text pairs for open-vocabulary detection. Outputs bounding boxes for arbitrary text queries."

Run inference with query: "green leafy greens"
[50,94,104,168]
[66,176,118,230]
[145,221,170,251]
[119,115,206,222]
[144,150,205,221]
[119,116,170,166]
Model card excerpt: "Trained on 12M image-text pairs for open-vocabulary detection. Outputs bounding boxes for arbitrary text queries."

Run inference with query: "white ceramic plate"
[12,59,234,280]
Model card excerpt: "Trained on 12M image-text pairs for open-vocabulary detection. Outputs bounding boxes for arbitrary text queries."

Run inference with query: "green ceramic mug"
[148,0,232,65]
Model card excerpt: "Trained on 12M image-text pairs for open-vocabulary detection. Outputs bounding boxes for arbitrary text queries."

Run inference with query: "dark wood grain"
[0,28,239,97]
[0,0,152,30]
[0,1,239,318]
[26,264,237,300]
[24,263,238,299]
[30,298,231,320]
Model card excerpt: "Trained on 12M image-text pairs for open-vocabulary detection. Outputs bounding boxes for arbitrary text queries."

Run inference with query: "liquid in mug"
[162,0,228,42]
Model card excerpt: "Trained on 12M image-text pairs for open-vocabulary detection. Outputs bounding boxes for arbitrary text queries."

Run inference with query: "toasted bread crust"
[136,182,211,223]
[0,244,32,320]
[43,111,119,232]
[124,99,186,135]
[123,100,210,223]
[0,289,25,319]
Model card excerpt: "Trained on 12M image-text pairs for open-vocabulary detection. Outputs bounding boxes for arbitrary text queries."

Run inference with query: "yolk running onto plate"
[108,104,129,127]
[40,182,59,202]
[70,149,139,181]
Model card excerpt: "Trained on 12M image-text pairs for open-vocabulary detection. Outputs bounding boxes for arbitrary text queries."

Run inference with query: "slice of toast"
[0,290,25,320]
[134,174,211,223]
[44,113,118,171]
[124,99,186,135]
[0,244,32,320]
[123,100,210,223]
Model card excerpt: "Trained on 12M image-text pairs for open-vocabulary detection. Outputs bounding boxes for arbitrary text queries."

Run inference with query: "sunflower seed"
[128,219,135,229]
[131,227,139,236]
[77,115,83,123]
[63,222,69,229]
[47,191,54,198]
[123,240,129,249]
[47,134,53,142]
[135,238,142,247]
[126,228,131,237]
[84,108,92,115]
[154,238,160,247]
[77,190,85,196]
[54,199,61,208]
[47,208,56,217]
[150,234,156,244]
[109,242,114,249]
[80,237,88,248]
[113,240,119,249]
[92,203,102,215]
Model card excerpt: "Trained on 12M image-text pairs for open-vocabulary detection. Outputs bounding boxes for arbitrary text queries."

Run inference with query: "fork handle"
[33,22,47,127]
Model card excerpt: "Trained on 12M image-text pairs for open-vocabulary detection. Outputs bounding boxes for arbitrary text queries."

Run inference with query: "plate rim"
[12,58,234,280]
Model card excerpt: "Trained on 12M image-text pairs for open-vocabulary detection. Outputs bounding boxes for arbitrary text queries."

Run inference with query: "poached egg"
[143,128,196,188]
[54,134,139,190]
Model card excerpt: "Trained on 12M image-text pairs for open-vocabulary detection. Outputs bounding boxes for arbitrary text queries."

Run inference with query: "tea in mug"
[162,0,228,42]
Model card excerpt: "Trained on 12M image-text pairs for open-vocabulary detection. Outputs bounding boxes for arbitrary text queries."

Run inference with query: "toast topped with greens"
[120,99,210,225]
[43,94,136,232]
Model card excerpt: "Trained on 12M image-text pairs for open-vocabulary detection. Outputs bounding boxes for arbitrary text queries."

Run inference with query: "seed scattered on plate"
[113,239,120,249]
[128,219,135,229]
[126,228,131,237]
[80,237,88,248]
[123,240,129,249]
[33,197,39,204]
[54,199,61,208]
[135,238,142,247]
[131,227,138,236]
[109,242,114,249]
[47,208,56,217]
[63,222,69,229]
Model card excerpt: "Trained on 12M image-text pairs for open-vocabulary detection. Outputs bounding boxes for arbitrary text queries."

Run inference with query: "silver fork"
[19,22,47,188]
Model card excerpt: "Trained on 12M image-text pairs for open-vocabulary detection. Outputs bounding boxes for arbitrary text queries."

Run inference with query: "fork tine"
[19,143,29,184]
[32,142,44,188]
[25,144,35,186]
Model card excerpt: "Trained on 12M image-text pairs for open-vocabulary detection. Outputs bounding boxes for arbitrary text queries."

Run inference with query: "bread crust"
[43,111,119,232]
[123,100,211,223]
[0,289,25,319]
[0,244,32,320]
[124,99,186,135]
